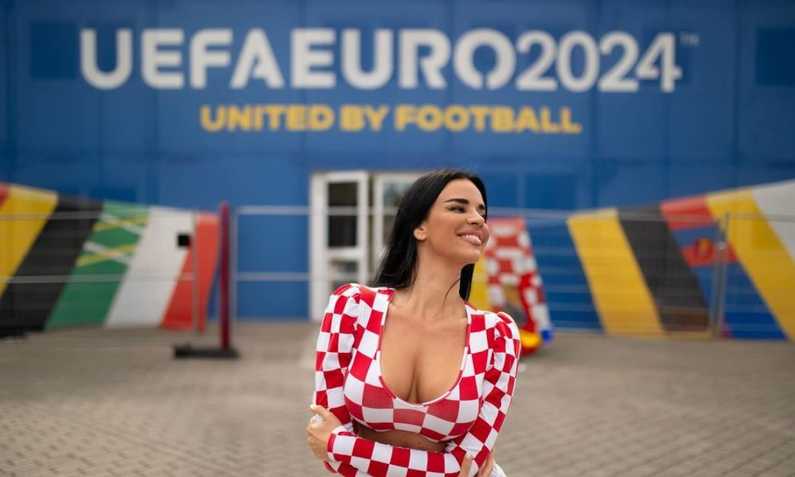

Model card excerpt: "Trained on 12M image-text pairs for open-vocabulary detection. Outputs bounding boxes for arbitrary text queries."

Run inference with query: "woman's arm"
[312,284,361,473]
[316,311,521,477]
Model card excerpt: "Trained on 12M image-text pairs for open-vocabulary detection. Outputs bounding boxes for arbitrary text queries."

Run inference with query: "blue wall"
[2,0,794,319]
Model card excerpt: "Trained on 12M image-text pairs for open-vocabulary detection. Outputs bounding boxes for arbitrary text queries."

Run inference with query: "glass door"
[310,171,369,321]
[372,173,421,269]
[310,171,422,321]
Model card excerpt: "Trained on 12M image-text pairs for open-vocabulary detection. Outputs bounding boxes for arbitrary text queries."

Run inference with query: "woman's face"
[415,179,490,265]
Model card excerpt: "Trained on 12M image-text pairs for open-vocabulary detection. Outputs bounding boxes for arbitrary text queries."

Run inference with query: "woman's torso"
[342,285,491,444]
[379,296,468,405]
[356,426,446,452]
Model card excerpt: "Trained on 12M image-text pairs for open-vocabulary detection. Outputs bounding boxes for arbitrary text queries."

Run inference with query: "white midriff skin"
[358,179,489,453]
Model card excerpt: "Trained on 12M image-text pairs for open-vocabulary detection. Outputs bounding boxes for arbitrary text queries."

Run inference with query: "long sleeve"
[314,284,361,473]
[325,311,521,477]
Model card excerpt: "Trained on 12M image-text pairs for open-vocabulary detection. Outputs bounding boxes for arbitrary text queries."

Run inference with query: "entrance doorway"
[309,171,420,320]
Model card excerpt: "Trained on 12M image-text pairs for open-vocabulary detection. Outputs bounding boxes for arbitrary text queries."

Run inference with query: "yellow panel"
[568,209,663,336]
[707,190,795,340]
[0,185,58,297]
[468,257,491,311]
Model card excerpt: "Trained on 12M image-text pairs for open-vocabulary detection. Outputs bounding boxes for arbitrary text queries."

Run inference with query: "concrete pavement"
[1,324,794,477]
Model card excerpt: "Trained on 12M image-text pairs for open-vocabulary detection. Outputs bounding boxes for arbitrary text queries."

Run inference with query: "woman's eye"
[448,205,465,212]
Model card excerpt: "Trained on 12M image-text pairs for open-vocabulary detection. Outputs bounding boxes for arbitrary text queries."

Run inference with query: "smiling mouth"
[459,234,483,246]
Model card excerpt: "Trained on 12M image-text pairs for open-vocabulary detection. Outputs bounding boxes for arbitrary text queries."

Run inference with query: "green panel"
[47,203,149,329]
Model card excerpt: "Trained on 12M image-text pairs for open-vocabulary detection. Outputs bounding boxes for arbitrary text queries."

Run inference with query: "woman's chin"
[439,245,483,266]
[456,251,483,265]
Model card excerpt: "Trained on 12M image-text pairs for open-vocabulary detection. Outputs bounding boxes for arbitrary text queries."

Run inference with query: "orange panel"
[161,213,220,331]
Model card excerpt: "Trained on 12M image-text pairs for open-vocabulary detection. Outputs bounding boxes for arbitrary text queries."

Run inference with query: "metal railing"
[2,205,793,339]
[232,205,795,339]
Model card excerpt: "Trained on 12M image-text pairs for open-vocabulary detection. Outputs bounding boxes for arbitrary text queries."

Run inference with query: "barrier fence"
[2,205,793,341]
[232,206,795,340]
[0,208,208,337]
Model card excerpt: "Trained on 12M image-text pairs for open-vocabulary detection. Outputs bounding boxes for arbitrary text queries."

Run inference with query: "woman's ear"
[413,225,427,241]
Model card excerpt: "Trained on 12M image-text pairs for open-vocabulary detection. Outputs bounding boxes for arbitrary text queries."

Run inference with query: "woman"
[307,169,521,476]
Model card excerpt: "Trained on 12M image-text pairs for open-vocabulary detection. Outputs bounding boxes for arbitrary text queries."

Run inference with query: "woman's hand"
[307,404,343,461]
[308,405,495,476]
[478,450,494,476]
[459,449,494,477]
[458,453,473,477]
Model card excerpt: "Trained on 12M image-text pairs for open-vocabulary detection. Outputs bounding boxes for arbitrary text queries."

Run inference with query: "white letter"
[190,29,232,89]
[142,29,184,89]
[399,29,450,89]
[454,29,515,90]
[231,29,285,89]
[342,29,393,90]
[291,29,335,88]
[80,28,132,90]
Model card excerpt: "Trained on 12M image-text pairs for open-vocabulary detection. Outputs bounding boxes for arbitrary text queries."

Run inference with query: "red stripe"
[0,183,10,208]
[161,213,220,331]
[661,195,737,266]
[660,195,714,230]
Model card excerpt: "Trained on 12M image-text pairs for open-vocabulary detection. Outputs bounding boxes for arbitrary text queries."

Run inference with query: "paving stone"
[1,324,794,476]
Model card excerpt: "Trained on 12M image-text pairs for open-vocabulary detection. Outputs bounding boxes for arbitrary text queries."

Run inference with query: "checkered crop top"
[314,283,521,477]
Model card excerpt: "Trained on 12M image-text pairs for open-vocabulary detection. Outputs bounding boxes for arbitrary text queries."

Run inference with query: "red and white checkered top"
[314,283,521,477]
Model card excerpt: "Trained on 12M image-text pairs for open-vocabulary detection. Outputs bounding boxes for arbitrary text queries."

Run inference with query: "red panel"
[661,195,738,266]
[161,213,220,331]
[0,183,9,208]
[660,195,714,230]
[679,243,737,268]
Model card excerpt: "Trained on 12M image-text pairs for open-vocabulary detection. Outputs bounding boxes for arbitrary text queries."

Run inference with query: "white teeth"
[460,234,482,246]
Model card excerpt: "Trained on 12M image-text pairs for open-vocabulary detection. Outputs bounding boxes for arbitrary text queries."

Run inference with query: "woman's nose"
[468,213,485,225]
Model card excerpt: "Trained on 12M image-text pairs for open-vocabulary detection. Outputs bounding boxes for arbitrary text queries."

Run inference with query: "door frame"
[309,171,370,322]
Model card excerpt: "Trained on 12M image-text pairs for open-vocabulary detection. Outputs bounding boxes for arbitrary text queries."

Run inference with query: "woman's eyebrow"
[443,198,486,210]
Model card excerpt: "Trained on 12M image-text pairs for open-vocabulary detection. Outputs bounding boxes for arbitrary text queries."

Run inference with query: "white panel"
[106,208,192,327]
[753,180,795,264]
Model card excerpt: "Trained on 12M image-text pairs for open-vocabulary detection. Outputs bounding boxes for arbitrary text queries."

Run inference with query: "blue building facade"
[2,0,794,320]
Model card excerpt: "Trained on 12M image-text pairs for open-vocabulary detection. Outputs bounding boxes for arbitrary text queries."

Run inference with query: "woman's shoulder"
[326,284,394,326]
[470,306,521,341]
[330,282,363,299]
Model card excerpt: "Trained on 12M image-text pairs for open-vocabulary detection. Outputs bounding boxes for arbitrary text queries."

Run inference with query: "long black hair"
[372,168,488,300]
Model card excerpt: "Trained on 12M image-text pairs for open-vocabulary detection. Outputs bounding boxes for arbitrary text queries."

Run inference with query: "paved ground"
[1,324,794,477]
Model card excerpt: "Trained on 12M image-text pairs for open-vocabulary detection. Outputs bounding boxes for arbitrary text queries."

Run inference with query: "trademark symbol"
[679,32,699,47]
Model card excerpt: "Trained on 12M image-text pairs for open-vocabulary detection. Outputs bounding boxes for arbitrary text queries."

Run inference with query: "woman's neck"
[393,252,464,321]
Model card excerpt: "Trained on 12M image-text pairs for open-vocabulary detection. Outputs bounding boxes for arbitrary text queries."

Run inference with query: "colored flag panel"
[469,258,491,312]
[661,195,733,307]
[751,182,795,340]
[722,263,786,340]
[528,219,601,332]
[0,184,58,336]
[707,190,794,340]
[47,202,149,329]
[0,184,58,294]
[568,209,663,335]
[620,205,709,332]
[105,208,192,327]
[0,183,9,207]
[161,213,219,330]
[0,195,102,332]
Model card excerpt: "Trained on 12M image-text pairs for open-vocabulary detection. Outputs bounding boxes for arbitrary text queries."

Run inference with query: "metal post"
[191,209,200,333]
[173,201,239,359]
[230,205,238,337]
[709,212,730,339]
[219,202,231,350]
